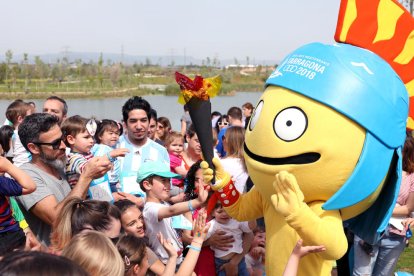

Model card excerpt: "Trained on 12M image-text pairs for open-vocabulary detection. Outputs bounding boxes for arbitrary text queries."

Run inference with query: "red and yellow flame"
[175,72,221,104]
[335,0,414,128]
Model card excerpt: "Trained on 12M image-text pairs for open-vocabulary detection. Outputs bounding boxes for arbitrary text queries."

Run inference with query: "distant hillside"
[0,52,279,67]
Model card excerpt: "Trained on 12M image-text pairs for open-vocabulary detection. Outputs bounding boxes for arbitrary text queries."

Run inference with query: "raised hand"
[195,180,210,204]
[158,232,178,258]
[292,239,326,258]
[192,208,210,243]
[271,171,305,217]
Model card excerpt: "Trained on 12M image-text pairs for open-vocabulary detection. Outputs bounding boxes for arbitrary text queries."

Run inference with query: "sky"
[0,0,341,62]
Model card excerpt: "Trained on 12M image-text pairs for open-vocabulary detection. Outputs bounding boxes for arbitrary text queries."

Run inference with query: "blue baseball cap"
[136,160,181,183]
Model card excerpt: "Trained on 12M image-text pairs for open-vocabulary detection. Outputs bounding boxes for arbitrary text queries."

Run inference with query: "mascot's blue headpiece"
[266,42,408,243]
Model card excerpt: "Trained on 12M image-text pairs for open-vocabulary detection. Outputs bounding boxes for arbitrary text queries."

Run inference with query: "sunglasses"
[218,122,229,126]
[33,136,64,150]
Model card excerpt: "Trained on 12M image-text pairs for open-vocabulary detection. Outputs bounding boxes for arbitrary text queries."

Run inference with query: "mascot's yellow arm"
[222,186,347,276]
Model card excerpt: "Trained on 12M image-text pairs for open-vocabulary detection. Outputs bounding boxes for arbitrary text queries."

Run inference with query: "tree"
[109,64,121,87]
[23,53,29,92]
[206,57,211,67]
[34,56,47,90]
[97,53,104,88]
[145,57,152,67]
[5,49,13,90]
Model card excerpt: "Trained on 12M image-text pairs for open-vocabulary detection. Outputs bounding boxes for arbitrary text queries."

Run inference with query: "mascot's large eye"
[249,100,264,131]
[274,107,307,142]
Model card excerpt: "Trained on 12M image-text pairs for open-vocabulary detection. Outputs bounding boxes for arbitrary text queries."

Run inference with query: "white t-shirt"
[220,157,248,193]
[206,218,252,258]
[143,201,183,264]
[12,130,31,167]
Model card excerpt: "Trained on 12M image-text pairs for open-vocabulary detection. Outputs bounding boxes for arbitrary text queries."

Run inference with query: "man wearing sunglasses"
[15,113,112,246]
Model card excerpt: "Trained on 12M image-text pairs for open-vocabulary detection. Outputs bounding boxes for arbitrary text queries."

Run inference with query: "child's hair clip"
[86,119,97,136]
[124,255,131,266]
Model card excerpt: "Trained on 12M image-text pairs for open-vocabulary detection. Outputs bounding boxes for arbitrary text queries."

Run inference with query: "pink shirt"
[397,173,414,205]
[169,153,184,187]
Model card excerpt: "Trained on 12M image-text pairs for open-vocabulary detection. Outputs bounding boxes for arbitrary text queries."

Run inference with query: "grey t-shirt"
[16,162,71,246]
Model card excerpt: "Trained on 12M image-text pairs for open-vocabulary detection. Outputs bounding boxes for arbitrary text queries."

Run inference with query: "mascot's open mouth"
[244,143,321,165]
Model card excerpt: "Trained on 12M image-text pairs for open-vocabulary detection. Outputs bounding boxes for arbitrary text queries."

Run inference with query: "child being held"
[94,119,122,149]
[62,116,128,190]
[245,226,266,276]
[6,100,33,167]
[92,119,124,193]
[138,160,208,265]
[206,201,254,276]
[164,131,187,188]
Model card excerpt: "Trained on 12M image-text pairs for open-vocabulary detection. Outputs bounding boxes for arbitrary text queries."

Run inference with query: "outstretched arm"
[283,239,326,276]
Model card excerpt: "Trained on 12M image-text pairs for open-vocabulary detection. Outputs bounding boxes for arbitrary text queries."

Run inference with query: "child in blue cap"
[138,160,208,266]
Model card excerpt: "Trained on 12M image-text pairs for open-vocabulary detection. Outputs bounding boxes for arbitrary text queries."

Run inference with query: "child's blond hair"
[61,231,124,276]
[164,131,184,149]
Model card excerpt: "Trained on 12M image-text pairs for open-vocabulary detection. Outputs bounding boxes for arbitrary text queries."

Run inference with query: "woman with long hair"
[220,126,248,193]
[50,197,121,253]
[155,117,172,145]
[114,199,168,275]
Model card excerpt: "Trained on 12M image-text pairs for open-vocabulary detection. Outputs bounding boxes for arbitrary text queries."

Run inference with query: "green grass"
[396,241,414,273]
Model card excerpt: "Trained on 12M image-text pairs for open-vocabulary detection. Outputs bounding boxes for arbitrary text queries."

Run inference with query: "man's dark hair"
[227,106,242,121]
[211,111,221,118]
[149,108,157,121]
[122,96,151,123]
[18,113,59,153]
[46,96,68,116]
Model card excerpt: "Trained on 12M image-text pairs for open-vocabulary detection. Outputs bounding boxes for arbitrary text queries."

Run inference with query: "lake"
[0,92,262,131]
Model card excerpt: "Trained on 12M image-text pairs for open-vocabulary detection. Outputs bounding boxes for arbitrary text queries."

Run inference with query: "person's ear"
[17,115,24,124]
[27,143,41,155]
[142,180,152,191]
[133,264,141,275]
[66,134,76,146]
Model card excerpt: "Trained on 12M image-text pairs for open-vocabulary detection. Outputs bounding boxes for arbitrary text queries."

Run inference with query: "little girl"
[94,119,123,148]
[92,119,125,193]
[116,202,210,276]
[165,131,188,188]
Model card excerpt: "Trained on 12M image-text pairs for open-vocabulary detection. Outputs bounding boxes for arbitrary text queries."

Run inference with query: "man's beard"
[39,150,67,171]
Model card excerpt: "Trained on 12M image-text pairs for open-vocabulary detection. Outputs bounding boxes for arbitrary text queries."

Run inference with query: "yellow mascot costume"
[202,0,414,275]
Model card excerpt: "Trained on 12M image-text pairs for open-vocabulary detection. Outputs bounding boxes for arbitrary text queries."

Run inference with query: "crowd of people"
[0,95,412,276]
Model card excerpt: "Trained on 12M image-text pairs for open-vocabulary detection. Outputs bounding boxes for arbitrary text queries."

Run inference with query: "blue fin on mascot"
[200,0,414,275]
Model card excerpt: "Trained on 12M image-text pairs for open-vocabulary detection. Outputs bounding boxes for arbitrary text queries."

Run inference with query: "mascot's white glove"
[271,171,305,217]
